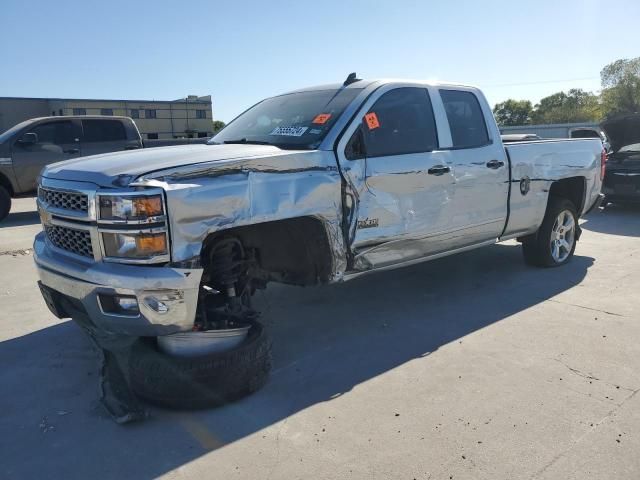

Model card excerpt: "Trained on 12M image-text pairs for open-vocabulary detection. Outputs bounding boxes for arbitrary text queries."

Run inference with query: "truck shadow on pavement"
[0,210,40,228]
[0,242,593,479]
[581,205,640,237]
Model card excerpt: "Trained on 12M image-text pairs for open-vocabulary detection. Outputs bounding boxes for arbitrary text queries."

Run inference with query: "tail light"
[600,149,607,181]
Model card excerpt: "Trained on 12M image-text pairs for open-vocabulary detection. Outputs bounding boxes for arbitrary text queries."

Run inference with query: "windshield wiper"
[223,138,272,146]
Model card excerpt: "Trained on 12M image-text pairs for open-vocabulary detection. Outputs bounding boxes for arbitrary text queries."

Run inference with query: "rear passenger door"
[80,119,134,156]
[336,85,458,270]
[438,89,509,246]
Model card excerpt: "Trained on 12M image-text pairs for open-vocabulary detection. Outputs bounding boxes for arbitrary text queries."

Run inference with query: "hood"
[41,144,290,187]
[600,113,640,153]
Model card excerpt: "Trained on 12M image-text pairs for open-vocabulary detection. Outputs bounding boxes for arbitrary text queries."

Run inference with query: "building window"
[197,132,208,138]
[73,108,87,115]
[196,109,207,119]
[130,109,139,119]
[51,111,56,116]
[101,108,114,116]
[59,109,63,116]
[145,109,157,119]
[147,133,158,140]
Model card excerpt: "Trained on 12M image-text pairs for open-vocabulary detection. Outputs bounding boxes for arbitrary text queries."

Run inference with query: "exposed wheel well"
[201,217,334,287]
[0,173,14,196]
[548,177,586,214]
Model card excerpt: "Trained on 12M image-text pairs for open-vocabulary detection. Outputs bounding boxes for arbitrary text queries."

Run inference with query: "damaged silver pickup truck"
[34,74,605,416]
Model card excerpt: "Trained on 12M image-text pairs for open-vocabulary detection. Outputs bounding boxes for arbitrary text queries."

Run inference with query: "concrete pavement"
[0,203,639,479]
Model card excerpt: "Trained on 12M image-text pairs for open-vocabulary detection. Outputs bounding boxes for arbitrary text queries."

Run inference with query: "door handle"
[428,165,451,176]
[486,159,504,169]
[64,148,80,154]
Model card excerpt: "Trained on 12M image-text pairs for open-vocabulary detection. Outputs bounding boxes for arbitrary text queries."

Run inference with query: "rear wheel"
[0,186,11,222]
[522,197,578,267]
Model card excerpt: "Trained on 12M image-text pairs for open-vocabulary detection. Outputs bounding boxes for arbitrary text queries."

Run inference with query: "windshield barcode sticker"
[269,126,308,137]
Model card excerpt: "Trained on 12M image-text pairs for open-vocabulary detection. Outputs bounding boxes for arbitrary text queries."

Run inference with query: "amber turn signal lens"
[132,196,163,217]
[135,233,167,255]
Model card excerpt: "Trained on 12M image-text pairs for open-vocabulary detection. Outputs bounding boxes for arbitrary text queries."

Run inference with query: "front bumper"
[34,232,202,336]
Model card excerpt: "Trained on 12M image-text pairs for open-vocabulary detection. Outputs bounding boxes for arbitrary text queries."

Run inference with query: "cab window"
[82,119,127,142]
[440,90,490,149]
[362,87,438,158]
[28,121,76,144]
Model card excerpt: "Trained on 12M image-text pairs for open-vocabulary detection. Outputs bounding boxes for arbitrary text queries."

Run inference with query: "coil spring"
[207,237,245,287]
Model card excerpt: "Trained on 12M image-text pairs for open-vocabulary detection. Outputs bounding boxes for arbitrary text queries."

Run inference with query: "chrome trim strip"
[96,215,167,226]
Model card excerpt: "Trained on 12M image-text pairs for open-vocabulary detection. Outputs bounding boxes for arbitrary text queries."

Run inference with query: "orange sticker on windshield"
[365,112,380,130]
[312,113,332,124]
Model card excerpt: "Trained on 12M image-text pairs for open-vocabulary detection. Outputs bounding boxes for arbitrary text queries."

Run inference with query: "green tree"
[493,99,533,126]
[531,89,601,124]
[600,57,640,117]
[212,120,226,132]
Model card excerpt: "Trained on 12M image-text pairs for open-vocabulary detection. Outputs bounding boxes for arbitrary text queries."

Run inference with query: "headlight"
[99,194,164,221]
[102,231,168,259]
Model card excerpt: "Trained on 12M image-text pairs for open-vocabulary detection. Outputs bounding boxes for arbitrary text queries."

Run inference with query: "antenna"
[343,72,361,86]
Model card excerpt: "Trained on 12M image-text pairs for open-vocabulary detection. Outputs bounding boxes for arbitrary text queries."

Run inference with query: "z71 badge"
[357,217,379,229]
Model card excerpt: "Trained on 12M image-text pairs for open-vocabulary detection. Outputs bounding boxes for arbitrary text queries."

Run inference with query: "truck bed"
[502,138,603,238]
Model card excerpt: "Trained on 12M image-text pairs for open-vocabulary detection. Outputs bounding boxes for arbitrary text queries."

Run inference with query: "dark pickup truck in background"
[0,115,209,221]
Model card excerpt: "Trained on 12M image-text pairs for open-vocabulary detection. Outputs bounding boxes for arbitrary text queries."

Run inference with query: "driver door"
[335,85,457,271]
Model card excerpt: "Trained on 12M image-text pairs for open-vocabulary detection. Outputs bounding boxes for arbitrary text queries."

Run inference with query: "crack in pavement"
[554,358,636,393]
[530,387,640,479]
[547,299,625,317]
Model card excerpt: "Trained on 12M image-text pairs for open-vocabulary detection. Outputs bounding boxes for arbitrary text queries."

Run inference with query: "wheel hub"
[550,209,575,263]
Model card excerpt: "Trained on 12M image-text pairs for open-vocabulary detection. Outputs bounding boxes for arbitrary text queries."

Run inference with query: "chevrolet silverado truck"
[33,75,605,412]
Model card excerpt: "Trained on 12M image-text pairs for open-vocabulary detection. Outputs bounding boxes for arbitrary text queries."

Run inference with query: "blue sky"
[1,0,638,122]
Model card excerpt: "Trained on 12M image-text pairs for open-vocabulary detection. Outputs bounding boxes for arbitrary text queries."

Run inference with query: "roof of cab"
[281,78,480,96]
[27,115,133,122]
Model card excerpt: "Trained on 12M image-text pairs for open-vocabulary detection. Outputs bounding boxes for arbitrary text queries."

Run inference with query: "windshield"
[210,88,362,150]
[0,118,37,144]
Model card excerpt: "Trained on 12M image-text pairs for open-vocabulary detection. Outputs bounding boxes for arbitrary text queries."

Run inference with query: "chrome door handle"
[486,159,504,169]
[63,148,80,154]
[428,165,451,176]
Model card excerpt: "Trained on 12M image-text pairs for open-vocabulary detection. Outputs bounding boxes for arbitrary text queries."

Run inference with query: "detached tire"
[129,322,272,409]
[0,186,11,222]
[522,197,578,267]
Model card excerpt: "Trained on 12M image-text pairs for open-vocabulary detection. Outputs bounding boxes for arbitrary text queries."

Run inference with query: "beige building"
[0,95,215,140]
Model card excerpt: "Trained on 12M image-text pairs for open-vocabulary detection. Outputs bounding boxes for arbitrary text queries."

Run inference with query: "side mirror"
[19,132,38,145]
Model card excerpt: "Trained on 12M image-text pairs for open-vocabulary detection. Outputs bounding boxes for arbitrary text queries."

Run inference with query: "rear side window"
[440,90,489,148]
[29,121,76,144]
[363,87,438,158]
[82,120,127,142]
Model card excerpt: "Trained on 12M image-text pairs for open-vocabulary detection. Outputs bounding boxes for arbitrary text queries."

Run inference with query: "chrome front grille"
[44,225,94,258]
[39,187,89,213]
